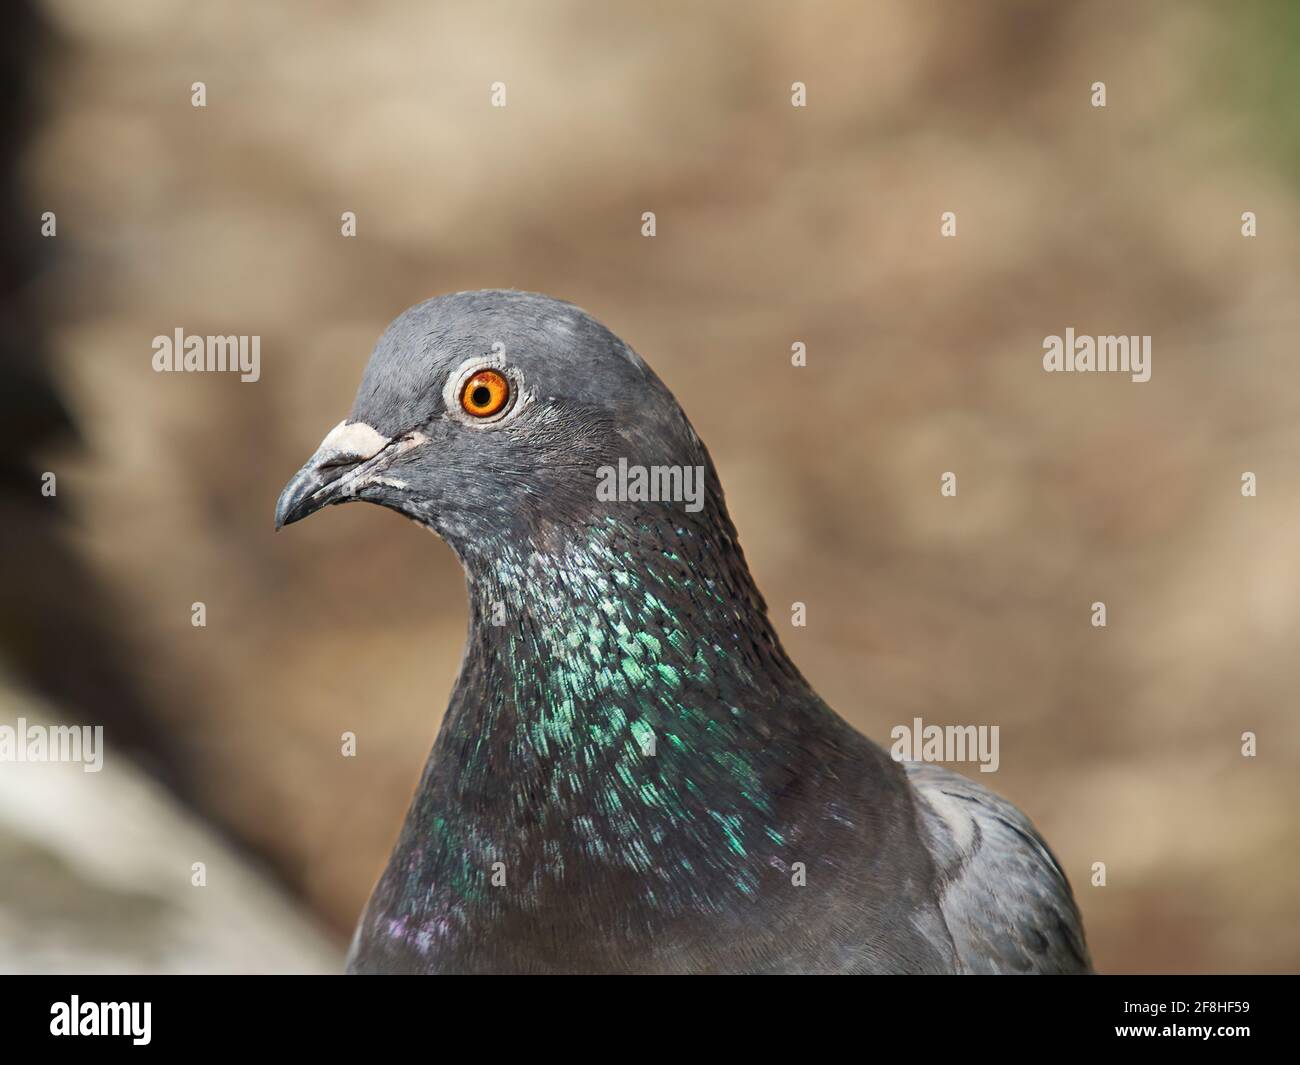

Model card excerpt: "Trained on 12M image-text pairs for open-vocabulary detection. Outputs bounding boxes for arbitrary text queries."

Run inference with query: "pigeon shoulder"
[903,761,1093,974]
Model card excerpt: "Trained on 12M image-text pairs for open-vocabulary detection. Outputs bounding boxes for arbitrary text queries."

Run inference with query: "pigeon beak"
[275,419,392,530]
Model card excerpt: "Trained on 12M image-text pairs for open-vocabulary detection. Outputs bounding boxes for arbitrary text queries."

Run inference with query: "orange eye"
[460,369,510,418]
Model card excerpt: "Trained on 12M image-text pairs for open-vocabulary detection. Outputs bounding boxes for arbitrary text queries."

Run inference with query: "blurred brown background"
[4,0,1299,972]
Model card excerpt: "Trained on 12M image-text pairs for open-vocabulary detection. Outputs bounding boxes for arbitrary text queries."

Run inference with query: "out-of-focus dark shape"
[0,1,194,790]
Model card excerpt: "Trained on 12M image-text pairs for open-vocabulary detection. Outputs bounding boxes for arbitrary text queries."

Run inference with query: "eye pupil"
[471,386,491,407]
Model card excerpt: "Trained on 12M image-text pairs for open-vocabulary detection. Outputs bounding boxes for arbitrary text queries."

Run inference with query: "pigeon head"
[275,290,714,559]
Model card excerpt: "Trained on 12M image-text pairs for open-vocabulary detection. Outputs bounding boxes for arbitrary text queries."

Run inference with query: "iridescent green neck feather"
[372,498,862,952]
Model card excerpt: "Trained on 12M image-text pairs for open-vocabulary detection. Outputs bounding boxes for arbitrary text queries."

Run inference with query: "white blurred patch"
[0,679,342,974]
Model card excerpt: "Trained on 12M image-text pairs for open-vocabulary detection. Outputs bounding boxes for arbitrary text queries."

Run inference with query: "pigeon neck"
[465,506,806,683]
[432,505,825,807]
[371,506,857,935]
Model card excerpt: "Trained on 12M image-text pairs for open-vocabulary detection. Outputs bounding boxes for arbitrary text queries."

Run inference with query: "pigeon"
[276,290,1092,974]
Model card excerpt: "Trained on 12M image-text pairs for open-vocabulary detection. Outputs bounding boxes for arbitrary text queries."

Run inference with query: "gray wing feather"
[904,761,1092,973]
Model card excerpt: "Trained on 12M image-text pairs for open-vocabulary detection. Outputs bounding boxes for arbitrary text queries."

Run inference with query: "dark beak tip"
[275,466,325,532]
[273,497,294,532]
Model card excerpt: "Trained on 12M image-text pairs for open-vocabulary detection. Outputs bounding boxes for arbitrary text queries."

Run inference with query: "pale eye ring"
[443,358,527,426]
